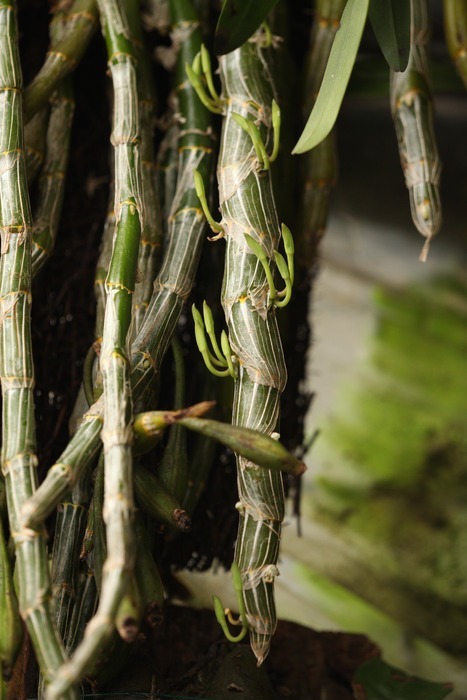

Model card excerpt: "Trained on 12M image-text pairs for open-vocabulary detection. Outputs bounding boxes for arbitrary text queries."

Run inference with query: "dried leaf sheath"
[217,38,287,664]
[0,2,76,696]
[46,1,142,695]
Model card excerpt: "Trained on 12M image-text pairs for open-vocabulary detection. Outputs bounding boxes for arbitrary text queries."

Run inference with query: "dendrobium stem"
[215,35,288,664]
[0,2,77,697]
[46,0,143,695]
[390,0,442,261]
[23,0,98,122]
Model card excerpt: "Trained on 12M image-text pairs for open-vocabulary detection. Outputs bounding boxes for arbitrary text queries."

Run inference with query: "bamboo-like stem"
[298,0,344,265]
[46,0,143,694]
[66,569,98,656]
[134,511,164,627]
[31,78,75,275]
[125,2,164,335]
[25,107,49,185]
[157,337,189,502]
[215,35,288,664]
[23,0,98,122]
[0,517,22,683]
[129,0,215,405]
[50,501,88,643]
[443,0,467,89]
[390,0,442,261]
[94,180,115,346]
[0,2,77,696]
[20,0,214,529]
[91,453,106,595]
[157,118,180,237]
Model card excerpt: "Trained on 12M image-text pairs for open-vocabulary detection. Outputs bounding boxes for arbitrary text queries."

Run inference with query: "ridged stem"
[24,107,49,184]
[298,0,345,264]
[31,78,75,275]
[443,0,467,89]
[23,0,98,122]
[0,2,77,696]
[0,516,22,684]
[20,0,214,529]
[46,0,143,695]
[217,36,287,664]
[125,2,164,335]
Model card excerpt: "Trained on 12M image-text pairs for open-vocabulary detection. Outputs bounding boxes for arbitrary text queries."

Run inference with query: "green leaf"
[214,0,280,56]
[369,0,411,72]
[292,0,370,155]
[352,658,453,700]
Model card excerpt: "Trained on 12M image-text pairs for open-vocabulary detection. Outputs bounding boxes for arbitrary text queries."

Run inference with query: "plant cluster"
[0,0,465,698]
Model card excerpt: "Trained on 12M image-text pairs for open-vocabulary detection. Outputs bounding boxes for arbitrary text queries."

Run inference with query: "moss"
[316,276,467,492]
[309,275,467,654]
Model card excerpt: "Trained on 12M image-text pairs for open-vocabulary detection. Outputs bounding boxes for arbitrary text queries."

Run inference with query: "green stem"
[443,0,467,89]
[47,1,142,695]
[297,0,344,266]
[0,3,77,697]
[23,0,98,122]
[21,0,214,537]
[134,511,164,627]
[125,2,164,335]
[134,463,191,532]
[0,517,22,683]
[31,78,75,276]
[157,337,189,502]
[24,107,49,185]
[216,34,288,664]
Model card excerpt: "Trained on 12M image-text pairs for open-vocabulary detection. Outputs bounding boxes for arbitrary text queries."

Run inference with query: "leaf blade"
[292,0,370,155]
[214,0,280,56]
[369,0,411,72]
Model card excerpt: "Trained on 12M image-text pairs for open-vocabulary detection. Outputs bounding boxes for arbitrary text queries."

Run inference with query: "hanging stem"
[214,36,288,664]
[0,1,77,696]
[47,0,142,694]
[23,0,98,122]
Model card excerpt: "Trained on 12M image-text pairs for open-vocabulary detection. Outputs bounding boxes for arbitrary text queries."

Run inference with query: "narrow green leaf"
[369,0,411,72]
[292,0,370,155]
[214,0,280,56]
[352,658,453,700]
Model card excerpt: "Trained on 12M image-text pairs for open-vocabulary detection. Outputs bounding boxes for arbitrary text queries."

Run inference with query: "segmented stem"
[443,0,467,89]
[46,1,143,695]
[128,0,215,403]
[390,0,442,260]
[24,107,49,184]
[298,0,344,262]
[21,0,214,535]
[0,2,77,696]
[23,0,98,122]
[217,37,287,664]
[0,516,22,683]
[125,2,164,335]
[31,78,75,275]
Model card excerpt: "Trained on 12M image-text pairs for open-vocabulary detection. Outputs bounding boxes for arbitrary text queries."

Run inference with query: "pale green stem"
[0,2,77,696]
